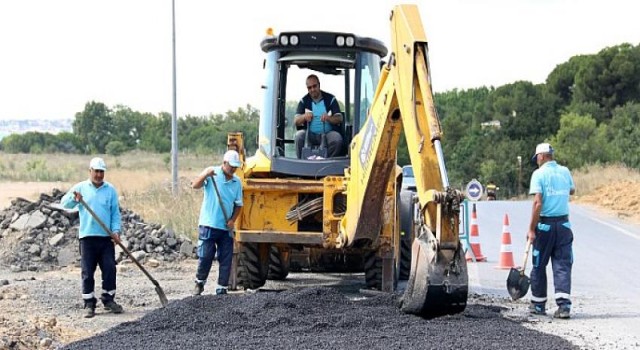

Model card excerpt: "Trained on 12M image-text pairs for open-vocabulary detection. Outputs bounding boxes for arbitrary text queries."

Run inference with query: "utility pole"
[171,0,178,196]
[517,156,522,197]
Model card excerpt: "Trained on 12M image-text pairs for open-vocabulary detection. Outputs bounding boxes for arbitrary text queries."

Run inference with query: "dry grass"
[4,151,638,238]
[0,151,220,240]
[572,163,640,196]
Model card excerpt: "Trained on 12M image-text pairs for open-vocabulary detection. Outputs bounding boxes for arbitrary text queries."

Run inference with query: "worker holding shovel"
[191,150,243,296]
[61,157,124,318]
[527,143,575,319]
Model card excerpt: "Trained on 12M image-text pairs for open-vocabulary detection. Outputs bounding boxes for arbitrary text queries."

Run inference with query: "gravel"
[62,287,576,350]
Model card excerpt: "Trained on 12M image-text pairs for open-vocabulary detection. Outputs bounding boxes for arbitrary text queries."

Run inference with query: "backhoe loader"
[227,4,467,317]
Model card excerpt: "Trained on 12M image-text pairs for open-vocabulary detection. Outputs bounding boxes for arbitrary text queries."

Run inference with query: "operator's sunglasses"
[307,83,318,90]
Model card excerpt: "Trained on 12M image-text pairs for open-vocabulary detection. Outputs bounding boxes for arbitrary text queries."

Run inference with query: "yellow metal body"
[226,5,467,315]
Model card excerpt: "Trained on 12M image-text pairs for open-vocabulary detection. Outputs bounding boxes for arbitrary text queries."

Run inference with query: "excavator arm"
[341,4,468,317]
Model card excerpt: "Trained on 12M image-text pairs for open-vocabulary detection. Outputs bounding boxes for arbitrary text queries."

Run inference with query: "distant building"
[480,120,501,129]
[0,119,73,140]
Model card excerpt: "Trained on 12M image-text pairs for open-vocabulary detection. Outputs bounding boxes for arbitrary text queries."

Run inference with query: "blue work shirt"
[309,100,331,134]
[296,91,341,135]
[198,166,243,230]
[61,180,121,238]
[529,161,575,217]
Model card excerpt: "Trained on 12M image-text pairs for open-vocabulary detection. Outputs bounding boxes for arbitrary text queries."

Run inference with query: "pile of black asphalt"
[63,287,576,350]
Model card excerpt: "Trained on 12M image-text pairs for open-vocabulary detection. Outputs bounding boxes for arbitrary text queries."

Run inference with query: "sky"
[1,0,639,121]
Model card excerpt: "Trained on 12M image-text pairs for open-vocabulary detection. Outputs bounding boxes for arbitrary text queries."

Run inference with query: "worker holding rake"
[61,157,124,318]
[191,150,243,296]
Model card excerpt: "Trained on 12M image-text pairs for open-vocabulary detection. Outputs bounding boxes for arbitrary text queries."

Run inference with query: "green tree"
[73,101,113,153]
[606,103,640,168]
[573,43,640,117]
[139,112,171,153]
[549,113,610,169]
[546,55,590,106]
[111,105,153,150]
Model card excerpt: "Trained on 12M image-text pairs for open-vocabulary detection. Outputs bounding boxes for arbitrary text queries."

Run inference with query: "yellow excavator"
[226,4,467,317]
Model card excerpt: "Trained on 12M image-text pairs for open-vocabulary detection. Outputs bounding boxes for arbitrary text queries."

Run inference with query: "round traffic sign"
[465,179,484,201]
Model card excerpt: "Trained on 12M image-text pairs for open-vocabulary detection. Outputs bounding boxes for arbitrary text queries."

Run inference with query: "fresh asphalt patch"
[63,287,576,350]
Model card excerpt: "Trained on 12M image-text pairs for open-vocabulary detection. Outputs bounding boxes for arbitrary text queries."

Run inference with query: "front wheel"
[237,242,271,289]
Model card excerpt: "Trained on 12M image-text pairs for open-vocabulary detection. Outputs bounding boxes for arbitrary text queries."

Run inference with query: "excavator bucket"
[401,231,468,318]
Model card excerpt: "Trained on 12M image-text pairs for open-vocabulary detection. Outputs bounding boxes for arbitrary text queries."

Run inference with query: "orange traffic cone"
[495,213,515,269]
[466,203,487,262]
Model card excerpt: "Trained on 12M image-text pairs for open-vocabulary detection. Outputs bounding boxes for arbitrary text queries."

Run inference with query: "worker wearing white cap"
[191,150,243,296]
[527,143,576,319]
[61,157,124,318]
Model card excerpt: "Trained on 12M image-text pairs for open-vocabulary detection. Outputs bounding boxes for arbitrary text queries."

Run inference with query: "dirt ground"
[574,180,640,224]
[1,181,638,349]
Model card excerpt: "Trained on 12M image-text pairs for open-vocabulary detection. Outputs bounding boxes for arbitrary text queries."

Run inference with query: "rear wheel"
[363,249,399,291]
[237,242,271,289]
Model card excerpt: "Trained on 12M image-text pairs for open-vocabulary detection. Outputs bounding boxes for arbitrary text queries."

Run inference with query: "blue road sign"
[465,179,483,201]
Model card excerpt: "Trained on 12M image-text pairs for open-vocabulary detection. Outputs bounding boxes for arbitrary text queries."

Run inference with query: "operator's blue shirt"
[198,166,243,230]
[296,91,341,134]
[309,100,331,134]
[61,180,121,238]
[529,161,575,217]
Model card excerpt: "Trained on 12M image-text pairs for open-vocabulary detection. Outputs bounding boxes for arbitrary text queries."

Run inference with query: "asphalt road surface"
[468,200,640,349]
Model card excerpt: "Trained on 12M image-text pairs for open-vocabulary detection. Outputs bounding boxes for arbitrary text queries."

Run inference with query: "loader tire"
[267,246,290,280]
[364,251,398,291]
[237,242,270,290]
[399,190,415,280]
[399,239,412,280]
[364,251,382,289]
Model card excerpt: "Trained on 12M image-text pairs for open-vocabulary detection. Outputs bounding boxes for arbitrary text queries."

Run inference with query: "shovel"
[78,196,169,307]
[507,239,532,300]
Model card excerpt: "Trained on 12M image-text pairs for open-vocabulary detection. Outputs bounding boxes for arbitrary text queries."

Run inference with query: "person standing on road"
[527,143,576,319]
[486,180,498,200]
[61,157,124,318]
[192,150,243,296]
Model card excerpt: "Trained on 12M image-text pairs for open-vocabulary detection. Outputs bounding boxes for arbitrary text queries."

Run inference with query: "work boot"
[84,300,96,319]
[193,281,204,296]
[528,303,546,315]
[103,300,124,314]
[553,306,571,319]
[215,288,228,295]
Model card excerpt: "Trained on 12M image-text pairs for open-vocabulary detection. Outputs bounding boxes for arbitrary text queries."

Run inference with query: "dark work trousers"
[195,226,234,287]
[530,216,574,308]
[79,236,117,305]
[295,129,343,158]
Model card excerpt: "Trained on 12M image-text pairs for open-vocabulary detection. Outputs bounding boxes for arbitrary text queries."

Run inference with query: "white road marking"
[587,215,640,241]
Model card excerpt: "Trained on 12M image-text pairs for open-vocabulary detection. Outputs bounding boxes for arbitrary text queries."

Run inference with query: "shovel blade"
[506,267,530,300]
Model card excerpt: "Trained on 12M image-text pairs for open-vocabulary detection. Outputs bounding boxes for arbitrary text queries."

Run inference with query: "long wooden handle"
[210,176,230,222]
[77,197,161,287]
[521,239,532,273]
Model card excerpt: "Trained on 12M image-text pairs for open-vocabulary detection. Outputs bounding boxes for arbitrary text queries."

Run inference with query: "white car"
[401,165,416,192]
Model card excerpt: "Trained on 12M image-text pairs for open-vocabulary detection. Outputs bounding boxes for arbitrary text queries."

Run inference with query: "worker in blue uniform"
[527,143,575,319]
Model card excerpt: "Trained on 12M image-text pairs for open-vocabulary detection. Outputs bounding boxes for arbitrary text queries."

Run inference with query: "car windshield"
[402,166,414,178]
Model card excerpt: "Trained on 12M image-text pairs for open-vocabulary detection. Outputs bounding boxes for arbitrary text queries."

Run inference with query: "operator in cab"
[294,74,343,158]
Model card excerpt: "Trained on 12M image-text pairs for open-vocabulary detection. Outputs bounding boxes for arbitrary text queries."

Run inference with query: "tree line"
[1,104,260,156]
[2,42,639,196]
[436,42,640,196]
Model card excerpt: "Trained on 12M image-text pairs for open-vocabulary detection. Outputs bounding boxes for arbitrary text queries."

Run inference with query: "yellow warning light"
[266,28,274,36]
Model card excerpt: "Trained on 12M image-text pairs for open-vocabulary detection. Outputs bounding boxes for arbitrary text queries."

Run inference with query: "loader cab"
[257,31,387,178]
